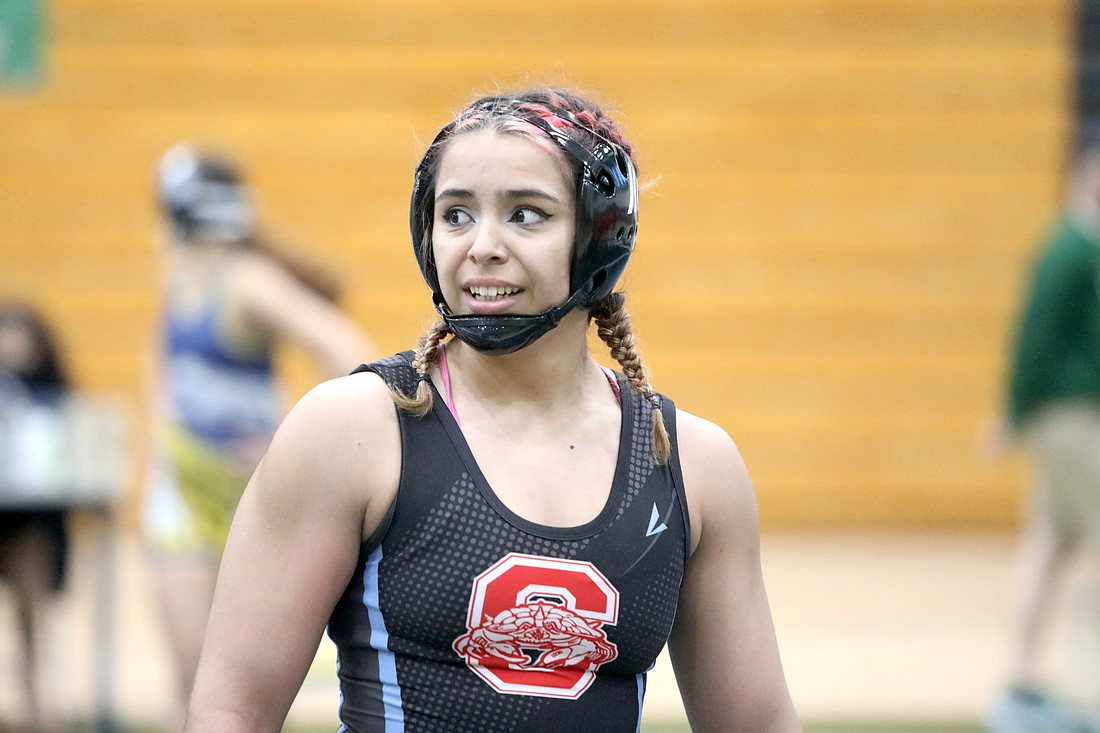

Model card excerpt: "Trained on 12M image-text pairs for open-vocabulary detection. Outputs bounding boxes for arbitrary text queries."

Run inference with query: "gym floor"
[3,524,1097,732]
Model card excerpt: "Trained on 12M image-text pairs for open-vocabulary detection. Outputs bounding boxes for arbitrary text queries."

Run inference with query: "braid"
[390,319,451,417]
[591,293,670,465]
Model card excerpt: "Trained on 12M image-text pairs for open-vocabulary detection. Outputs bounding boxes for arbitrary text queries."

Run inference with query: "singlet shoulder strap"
[351,350,420,399]
[656,392,692,561]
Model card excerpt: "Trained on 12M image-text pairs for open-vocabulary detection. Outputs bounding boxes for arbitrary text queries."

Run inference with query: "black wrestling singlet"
[327,352,690,733]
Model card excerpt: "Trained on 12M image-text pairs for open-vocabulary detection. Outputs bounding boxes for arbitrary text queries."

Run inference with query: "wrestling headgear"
[157,143,254,244]
[410,98,639,355]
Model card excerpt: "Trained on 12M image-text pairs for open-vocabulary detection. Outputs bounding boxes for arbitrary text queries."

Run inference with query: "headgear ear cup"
[518,107,639,304]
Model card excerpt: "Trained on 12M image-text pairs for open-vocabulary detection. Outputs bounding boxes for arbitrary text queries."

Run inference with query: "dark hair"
[0,301,69,394]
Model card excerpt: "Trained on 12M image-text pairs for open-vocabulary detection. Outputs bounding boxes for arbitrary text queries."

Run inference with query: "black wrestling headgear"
[410,98,639,355]
[157,143,254,244]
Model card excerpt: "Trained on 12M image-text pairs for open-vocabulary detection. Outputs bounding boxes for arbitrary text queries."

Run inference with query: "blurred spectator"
[143,142,375,721]
[0,301,72,728]
[986,144,1100,733]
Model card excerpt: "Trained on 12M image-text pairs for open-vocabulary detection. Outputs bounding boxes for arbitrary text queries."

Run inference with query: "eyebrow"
[435,187,564,205]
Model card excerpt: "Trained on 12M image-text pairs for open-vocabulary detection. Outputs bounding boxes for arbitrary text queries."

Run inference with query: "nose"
[467,218,508,265]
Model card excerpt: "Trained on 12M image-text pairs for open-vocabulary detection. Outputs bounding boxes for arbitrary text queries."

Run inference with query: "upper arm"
[185,373,400,731]
[234,255,376,377]
[1007,244,1083,423]
[668,411,801,733]
[1012,244,1084,372]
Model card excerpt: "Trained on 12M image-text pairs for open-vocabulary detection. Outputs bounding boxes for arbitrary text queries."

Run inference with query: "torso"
[329,351,690,733]
[159,250,278,451]
[432,351,621,528]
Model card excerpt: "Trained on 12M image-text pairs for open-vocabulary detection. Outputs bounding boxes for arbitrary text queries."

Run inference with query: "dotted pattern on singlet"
[357,353,686,732]
[368,353,420,396]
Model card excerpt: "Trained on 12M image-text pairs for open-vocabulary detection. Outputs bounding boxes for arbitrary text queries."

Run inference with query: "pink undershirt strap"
[436,344,621,428]
[438,344,460,424]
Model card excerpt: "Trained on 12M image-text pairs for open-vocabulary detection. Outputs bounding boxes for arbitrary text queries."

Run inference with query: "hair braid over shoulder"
[389,319,451,417]
[591,293,670,465]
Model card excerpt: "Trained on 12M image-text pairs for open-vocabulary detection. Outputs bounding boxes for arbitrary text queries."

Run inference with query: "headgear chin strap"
[411,97,639,355]
[433,289,587,355]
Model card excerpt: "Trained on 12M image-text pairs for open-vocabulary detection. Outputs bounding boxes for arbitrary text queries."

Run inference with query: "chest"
[363,456,687,682]
[330,357,690,714]
[459,414,620,528]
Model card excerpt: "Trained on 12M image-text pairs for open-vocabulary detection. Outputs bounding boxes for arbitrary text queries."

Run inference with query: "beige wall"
[0,0,1071,527]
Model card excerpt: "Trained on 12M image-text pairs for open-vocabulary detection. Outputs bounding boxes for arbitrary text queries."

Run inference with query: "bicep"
[188,379,392,729]
[668,414,801,733]
[200,463,360,713]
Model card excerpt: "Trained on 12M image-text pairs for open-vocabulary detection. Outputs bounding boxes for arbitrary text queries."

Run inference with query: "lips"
[468,285,521,300]
[462,282,524,314]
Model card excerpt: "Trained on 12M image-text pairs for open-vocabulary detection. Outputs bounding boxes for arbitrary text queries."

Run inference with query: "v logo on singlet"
[645,503,668,537]
[453,552,620,699]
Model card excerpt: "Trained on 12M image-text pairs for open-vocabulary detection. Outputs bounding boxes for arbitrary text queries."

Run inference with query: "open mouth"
[467,285,522,301]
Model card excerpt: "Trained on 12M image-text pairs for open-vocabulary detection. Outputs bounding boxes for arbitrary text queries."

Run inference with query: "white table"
[0,395,129,731]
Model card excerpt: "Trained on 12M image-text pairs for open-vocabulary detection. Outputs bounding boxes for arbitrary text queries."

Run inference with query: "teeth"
[469,286,519,300]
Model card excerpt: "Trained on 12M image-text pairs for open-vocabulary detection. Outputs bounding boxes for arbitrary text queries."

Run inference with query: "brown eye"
[510,207,548,225]
[442,208,472,226]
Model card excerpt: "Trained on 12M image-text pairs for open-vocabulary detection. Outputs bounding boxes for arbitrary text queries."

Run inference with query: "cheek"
[431,237,465,295]
[431,231,459,269]
[548,232,575,293]
[553,249,572,287]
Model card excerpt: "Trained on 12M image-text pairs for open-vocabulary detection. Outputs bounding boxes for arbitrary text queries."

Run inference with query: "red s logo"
[453,553,620,698]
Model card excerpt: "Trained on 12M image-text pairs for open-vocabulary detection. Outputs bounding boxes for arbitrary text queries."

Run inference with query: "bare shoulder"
[673,409,758,553]
[236,247,292,281]
[273,366,384,428]
[258,369,401,535]
[220,251,302,324]
[675,409,740,458]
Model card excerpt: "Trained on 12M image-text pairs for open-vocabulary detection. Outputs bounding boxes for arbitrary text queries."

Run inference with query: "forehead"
[435,128,573,195]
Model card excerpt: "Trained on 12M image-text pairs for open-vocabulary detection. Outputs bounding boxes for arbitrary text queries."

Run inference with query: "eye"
[441,208,472,227]
[509,207,549,225]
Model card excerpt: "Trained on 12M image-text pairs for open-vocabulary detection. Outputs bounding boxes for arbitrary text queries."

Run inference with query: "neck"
[442,308,599,407]
[1069,192,1100,239]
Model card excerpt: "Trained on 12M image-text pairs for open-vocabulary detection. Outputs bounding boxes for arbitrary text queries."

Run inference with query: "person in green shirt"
[988,146,1100,733]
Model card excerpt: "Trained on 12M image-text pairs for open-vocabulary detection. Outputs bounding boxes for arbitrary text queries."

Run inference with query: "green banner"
[0,0,42,85]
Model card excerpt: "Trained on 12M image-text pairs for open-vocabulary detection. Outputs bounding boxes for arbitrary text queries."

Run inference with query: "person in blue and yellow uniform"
[184,89,802,733]
[144,142,375,720]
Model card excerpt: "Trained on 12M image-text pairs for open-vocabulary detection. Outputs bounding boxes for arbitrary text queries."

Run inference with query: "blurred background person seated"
[0,301,73,729]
